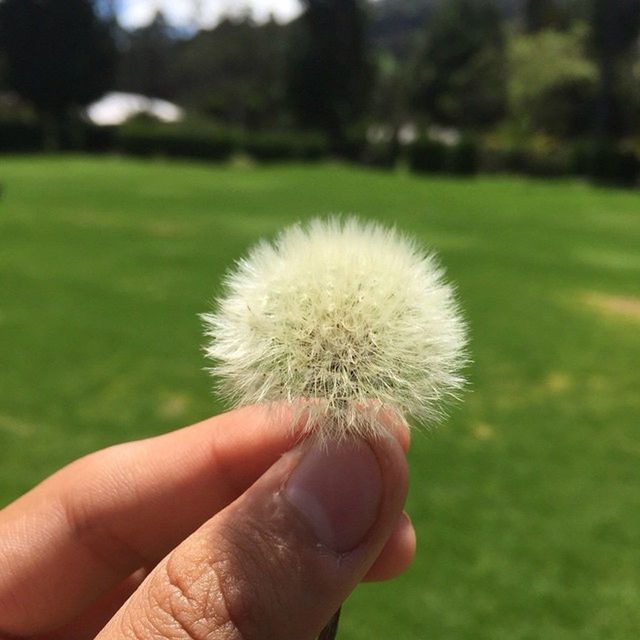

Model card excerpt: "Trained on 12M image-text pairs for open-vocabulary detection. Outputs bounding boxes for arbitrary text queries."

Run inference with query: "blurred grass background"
[1,156,640,638]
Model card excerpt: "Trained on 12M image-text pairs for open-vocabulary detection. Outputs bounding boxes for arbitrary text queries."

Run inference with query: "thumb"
[97,435,408,640]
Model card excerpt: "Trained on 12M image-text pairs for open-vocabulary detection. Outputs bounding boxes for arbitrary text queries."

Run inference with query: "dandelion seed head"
[202,217,467,441]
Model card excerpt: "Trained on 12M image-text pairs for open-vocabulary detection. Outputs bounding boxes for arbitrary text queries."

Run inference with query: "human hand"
[0,406,414,639]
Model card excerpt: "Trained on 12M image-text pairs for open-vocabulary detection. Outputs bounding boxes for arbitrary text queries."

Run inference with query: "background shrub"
[449,137,480,175]
[117,121,237,161]
[479,138,573,177]
[82,123,118,154]
[242,131,328,162]
[331,128,368,163]
[572,139,640,187]
[0,119,43,153]
[407,137,449,173]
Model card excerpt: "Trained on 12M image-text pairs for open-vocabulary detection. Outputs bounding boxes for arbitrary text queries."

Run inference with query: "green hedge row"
[242,131,328,161]
[407,136,640,187]
[1,118,639,186]
[116,123,329,163]
[571,140,640,187]
[0,119,43,152]
[408,137,479,175]
[0,119,329,163]
[0,119,118,153]
[117,123,235,161]
[117,122,399,167]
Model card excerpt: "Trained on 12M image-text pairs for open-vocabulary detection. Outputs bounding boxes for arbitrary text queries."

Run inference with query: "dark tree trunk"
[595,54,616,137]
[40,111,63,151]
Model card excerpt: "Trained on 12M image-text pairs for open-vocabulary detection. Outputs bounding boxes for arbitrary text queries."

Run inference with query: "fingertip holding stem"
[285,439,383,553]
[283,434,409,639]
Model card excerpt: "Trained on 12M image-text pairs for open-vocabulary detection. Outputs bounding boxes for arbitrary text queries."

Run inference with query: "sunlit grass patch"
[582,291,640,322]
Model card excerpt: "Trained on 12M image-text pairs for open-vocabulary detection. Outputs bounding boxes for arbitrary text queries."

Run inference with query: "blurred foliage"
[572,138,640,186]
[0,51,7,91]
[507,25,598,137]
[0,117,42,153]
[368,0,434,58]
[241,130,329,162]
[449,136,481,175]
[483,136,577,176]
[113,118,331,164]
[116,13,178,101]
[524,0,571,32]
[408,136,449,173]
[0,115,117,153]
[589,0,640,58]
[588,0,640,136]
[0,0,116,148]
[287,0,374,146]
[171,19,289,130]
[412,0,508,130]
[408,135,481,175]
[116,119,238,161]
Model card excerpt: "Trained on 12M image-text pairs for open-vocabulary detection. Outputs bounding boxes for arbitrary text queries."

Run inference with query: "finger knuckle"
[57,447,151,573]
[212,517,302,639]
[148,518,294,640]
[58,488,148,575]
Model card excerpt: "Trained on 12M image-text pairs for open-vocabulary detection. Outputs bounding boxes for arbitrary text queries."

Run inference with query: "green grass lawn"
[1,156,640,639]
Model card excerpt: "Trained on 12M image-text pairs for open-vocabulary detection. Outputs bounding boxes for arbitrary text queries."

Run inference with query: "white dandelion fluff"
[202,217,467,442]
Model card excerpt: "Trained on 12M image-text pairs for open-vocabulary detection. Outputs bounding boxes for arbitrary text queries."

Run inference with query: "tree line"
[1,0,639,167]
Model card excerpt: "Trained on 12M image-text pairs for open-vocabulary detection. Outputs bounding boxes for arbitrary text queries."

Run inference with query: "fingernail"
[284,440,383,553]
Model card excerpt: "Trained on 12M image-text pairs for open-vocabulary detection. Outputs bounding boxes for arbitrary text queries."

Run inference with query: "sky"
[118,0,303,29]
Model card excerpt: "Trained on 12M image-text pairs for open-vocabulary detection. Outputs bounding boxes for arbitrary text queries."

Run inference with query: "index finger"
[0,405,301,637]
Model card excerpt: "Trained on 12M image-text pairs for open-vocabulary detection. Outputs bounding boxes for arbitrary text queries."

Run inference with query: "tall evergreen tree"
[589,0,640,136]
[524,0,563,32]
[287,0,374,145]
[413,0,507,130]
[170,18,289,129]
[116,12,176,100]
[0,0,116,147]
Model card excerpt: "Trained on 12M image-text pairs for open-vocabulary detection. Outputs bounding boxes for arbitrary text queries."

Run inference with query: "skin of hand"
[0,405,415,640]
